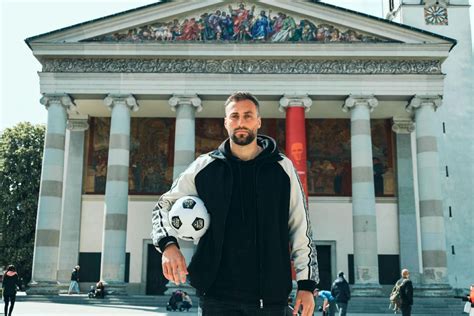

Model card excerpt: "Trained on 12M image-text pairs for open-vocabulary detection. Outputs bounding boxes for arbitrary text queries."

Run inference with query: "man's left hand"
[293,290,315,316]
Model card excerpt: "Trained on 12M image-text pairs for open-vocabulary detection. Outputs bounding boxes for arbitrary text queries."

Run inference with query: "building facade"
[25,0,472,295]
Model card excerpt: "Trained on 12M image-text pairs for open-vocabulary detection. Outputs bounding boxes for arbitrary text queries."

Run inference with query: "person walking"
[331,271,351,316]
[396,269,413,316]
[152,92,319,316]
[68,265,80,294]
[2,265,20,316]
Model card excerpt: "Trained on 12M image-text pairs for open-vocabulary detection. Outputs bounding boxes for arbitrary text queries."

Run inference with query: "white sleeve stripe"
[291,164,317,279]
[278,154,319,282]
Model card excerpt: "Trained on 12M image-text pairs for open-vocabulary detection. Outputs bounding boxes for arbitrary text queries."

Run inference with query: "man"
[317,289,336,316]
[152,92,319,315]
[331,271,351,316]
[396,269,413,316]
[68,265,80,295]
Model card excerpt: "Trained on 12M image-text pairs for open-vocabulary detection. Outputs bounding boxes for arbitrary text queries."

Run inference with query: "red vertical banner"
[285,106,308,196]
[280,97,312,282]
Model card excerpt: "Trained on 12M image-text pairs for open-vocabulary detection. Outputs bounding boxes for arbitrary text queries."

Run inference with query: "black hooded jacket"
[152,135,319,306]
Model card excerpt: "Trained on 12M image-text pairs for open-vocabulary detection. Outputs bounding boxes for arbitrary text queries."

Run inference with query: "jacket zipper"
[256,164,263,309]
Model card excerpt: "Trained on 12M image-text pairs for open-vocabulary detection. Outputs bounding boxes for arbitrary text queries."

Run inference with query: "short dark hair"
[224,91,260,115]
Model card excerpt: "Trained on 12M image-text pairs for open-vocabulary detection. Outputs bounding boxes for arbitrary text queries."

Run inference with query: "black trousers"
[400,304,412,316]
[3,294,16,316]
[199,297,287,316]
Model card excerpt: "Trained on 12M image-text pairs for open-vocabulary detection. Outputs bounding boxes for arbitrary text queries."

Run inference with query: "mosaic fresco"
[84,117,394,197]
[306,119,394,197]
[83,3,387,43]
[85,117,175,195]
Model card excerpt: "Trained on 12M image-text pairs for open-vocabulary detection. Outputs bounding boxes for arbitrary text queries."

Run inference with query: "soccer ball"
[169,196,210,242]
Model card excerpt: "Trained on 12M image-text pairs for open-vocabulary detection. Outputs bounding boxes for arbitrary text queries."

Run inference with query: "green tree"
[0,122,45,285]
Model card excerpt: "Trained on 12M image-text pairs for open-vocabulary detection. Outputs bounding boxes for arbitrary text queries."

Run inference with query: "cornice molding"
[42,58,442,75]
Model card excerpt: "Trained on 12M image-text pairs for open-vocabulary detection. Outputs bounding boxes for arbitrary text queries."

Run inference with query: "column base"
[350,283,384,297]
[105,282,128,296]
[414,284,453,297]
[26,281,60,295]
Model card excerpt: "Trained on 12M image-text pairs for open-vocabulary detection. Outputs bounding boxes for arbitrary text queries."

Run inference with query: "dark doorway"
[146,244,168,295]
[316,245,332,290]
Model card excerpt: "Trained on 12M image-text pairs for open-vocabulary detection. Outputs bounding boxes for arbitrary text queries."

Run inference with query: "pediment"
[26,0,455,46]
[81,2,389,44]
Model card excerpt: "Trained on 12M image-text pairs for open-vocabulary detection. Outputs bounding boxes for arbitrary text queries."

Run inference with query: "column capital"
[406,95,442,113]
[67,119,89,132]
[104,94,139,112]
[40,93,76,111]
[278,95,312,112]
[169,94,202,112]
[392,117,415,134]
[342,94,378,113]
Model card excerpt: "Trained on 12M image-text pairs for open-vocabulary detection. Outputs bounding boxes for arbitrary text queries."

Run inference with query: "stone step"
[15,293,467,314]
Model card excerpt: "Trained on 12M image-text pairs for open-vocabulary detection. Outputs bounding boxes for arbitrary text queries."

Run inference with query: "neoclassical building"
[25,0,473,295]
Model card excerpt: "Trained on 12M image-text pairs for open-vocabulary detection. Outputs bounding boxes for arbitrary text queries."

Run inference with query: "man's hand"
[293,290,315,316]
[162,244,188,285]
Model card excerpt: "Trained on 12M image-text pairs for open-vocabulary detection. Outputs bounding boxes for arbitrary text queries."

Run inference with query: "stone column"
[56,118,89,291]
[407,95,451,294]
[166,95,202,293]
[279,95,312,196]
[392,117,422,284]
[169,95,202,180]
[29,94,75,294]
[342,95,381,295]
[100,94,139,294]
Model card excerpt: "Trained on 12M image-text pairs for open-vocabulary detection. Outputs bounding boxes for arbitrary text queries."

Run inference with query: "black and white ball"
[169,196,210,242]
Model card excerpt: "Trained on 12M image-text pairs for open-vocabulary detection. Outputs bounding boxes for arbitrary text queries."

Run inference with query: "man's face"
[291,142,304,162]
[224,99,261,146]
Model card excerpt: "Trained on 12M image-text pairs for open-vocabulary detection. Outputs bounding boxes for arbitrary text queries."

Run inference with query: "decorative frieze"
[42,58,442,75]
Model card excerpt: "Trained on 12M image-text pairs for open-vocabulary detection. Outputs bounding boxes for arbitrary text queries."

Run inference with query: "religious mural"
[305,119,394,197]
[85,117,175,195]
[85,117,393,197]
[83,3,386,43]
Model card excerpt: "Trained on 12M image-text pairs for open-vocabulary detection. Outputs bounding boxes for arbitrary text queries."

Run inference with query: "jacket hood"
[212,134,282,162]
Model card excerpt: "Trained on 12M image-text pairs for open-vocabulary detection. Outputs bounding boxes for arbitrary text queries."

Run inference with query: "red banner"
[285,106,308,196]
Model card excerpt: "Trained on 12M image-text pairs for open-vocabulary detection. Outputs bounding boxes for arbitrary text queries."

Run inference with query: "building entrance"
[316,245,332,290]
[146,244,168,295]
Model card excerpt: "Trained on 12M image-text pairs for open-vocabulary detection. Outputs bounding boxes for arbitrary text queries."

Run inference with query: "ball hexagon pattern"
[169,195,210,242]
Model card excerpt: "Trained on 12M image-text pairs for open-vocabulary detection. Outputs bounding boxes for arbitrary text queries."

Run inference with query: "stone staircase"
[15,293,466,315]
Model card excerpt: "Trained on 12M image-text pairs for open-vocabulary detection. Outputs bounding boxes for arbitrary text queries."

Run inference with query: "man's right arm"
[151,158,202,252]
[151,154,214,283]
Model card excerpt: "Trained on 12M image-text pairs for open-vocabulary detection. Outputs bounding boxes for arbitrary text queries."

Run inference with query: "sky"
[0,0,472,132]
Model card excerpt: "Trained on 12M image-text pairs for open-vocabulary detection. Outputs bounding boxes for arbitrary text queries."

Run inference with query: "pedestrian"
[152,91,319,316]
[2,265,20,316]
[68,265,80,294]
[317,289,336,316]
[331,271,351,316]
[181,291,193,311]
[395,269,413,316]
[460,284,474,315]
[95,280,105,298]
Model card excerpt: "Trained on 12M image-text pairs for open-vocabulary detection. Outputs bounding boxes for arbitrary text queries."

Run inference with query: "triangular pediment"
[26,0,455,46]
[81,2,390,43]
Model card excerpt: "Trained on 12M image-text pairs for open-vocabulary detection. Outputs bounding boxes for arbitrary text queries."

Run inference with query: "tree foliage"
[0,122,45,285]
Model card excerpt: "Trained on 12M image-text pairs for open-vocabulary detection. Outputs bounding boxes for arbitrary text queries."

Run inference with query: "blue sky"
[0,0,472,131]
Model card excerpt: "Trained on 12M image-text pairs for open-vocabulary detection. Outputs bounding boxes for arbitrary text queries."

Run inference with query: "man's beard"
[231,129,256,146]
